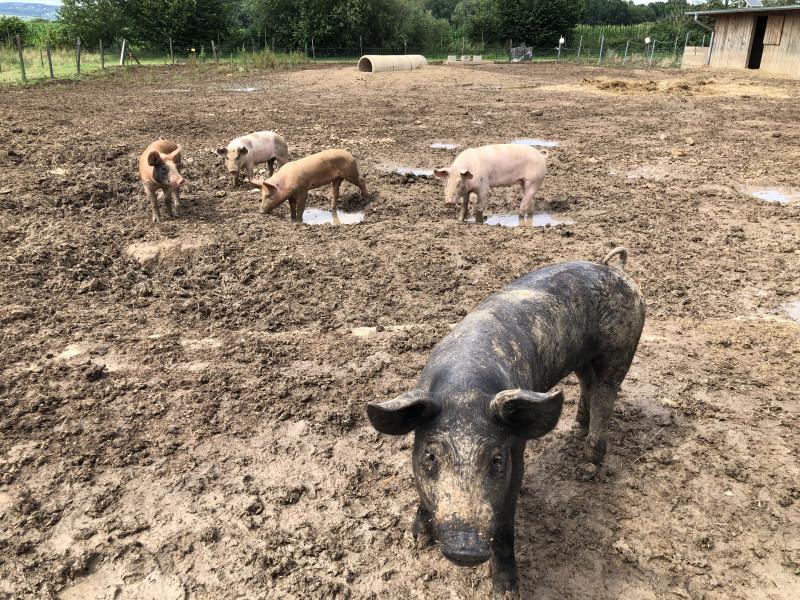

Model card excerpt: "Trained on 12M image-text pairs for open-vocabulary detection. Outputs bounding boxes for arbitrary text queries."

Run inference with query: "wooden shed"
[686,5,800,77]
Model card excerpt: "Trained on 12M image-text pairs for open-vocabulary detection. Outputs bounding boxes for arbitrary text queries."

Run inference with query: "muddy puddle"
[385,165,434,177]
[223,86,260,93]
[511,138,560,148]
[302,208,364,225]
[743,186,800,205]
[782,300,800,322]
[431,143,459,150]
[468,213,575,227]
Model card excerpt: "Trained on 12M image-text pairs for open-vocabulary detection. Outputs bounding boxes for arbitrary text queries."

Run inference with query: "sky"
[6,1,63,5]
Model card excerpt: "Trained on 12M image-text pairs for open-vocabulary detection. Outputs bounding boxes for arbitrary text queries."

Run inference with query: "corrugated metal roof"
[687,5,800,17]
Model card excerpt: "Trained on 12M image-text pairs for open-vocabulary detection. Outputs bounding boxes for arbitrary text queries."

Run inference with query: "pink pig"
[138,139,186,223]
[434,144,548,223]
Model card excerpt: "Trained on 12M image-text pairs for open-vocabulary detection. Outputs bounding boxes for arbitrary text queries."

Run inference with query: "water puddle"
[390,166,434,177]
[431,143,459,150]
[224,86,260,93]
[303,208,364,225]
[468,213,575,227]
[782,300,800,322]
[744,187,800,205]
[511,138,560,148]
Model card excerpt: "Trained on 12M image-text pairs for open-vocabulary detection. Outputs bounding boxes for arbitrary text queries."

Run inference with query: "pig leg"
[474,187,489,224]
[146,189,161,223]
[585,383,615,464]
[267,158,276,177]
[459,192,470,221]
[295,191,308,222]
[490,521,518,597]
[171,189,181,216]
[246,162,254,184]
[411,503,435,549]
[331,178,343,210]
[519,181,539,216]
[575,364,596,432]
[288,197,297,221]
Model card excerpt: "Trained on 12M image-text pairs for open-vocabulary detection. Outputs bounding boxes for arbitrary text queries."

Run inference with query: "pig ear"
[147,151,162,166]
[249,178,264,188]
[459,169,473,180]
[367,390,440,435]
[489,389,563,439]
[166,145,182,162]
[237,146,248,156]
[216,147,228,157]
[433,168,450,179]
[265,181,280,195]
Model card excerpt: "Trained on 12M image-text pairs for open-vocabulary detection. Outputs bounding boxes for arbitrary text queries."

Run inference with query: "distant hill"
[0,3,59,20]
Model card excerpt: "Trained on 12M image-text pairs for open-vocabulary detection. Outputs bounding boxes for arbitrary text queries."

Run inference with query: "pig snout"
[439,529,492,566]
[175,175,186,189]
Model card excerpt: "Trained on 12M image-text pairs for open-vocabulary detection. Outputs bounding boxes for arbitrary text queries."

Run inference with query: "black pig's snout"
[440,530,492,567]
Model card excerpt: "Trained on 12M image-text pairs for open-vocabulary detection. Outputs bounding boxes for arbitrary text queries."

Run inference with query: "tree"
[0,16,28,43]
[494,0,584,46]
[59,0,125,46]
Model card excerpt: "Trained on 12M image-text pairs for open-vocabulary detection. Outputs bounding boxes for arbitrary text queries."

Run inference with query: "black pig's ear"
[367,390,440,435]
[488,389,563,439]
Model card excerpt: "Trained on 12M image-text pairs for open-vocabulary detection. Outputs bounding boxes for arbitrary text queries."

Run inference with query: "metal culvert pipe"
[357,55,427,73]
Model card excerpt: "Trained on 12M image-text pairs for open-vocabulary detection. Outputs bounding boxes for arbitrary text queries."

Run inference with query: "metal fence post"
[16,35,26,82]
[100,39,105,69]
[623,40,629,66]
[46,43,53,78]
[598,35,604,66]
[577,35,582,60]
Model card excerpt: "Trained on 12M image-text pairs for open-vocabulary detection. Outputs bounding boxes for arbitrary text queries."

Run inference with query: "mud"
[1,63,799,600]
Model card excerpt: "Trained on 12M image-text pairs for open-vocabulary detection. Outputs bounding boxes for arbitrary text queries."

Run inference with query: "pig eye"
[423,449,438,475]
[490,453,505,474]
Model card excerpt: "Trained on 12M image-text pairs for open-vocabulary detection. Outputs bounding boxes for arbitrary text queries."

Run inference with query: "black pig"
[367,249,645,597]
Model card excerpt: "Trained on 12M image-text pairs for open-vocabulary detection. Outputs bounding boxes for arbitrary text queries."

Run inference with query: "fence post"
[119,39,127,66]
[311,37,315,61]
[673,35,679,63]
[684,32,690,51]
[169,38,174,64]
[100,39,104,69]
[46,43,53,78]
[649,40,656,67]
[251,37,256,56]
[76,37,81,75]
[557,40,562,62]
[212,40,217,63]
[705,32,714,65]
[40,47,44,70]
[577,35,582,60]
[597,35,604,66]
[623,40,629,66]
[701,34,706,48]
[16,35,26,82]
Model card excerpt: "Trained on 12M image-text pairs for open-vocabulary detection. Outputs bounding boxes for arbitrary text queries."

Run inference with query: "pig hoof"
[577,462,600,480]
[585,437,607,465]
[572,420,589,436]
[490,570,518,599]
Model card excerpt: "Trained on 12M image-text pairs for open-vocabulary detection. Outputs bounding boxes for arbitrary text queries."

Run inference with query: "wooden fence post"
[623,40,630,66]
[100,39,105,69]
[311,38,315,61]
[76,37,81,75]
[119,39,127,66]
[46,43,53,78]
[16,35,26,82]
[597,34,604,66]
[577,35,583,60]
[169,38,174,64]
[211,40,217,62]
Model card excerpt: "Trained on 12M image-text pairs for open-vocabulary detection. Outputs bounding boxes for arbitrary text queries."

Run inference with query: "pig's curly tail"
[600,247,628,269]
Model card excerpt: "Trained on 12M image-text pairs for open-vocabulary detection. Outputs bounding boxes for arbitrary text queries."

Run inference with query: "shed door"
[748,15,769,69]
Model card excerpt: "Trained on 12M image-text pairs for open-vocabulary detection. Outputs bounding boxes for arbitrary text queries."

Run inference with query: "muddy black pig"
[367,249,645,597]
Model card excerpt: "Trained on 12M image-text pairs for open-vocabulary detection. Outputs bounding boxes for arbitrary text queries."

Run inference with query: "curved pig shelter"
[357,55,427,73]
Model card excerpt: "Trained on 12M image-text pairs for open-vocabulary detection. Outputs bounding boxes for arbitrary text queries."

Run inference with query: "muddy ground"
[1,62,799,599]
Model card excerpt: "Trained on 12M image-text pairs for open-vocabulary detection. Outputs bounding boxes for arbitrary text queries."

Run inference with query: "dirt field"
[1,62,799,600]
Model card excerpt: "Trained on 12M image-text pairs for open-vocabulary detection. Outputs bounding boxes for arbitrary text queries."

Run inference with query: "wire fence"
[0,34,712,85]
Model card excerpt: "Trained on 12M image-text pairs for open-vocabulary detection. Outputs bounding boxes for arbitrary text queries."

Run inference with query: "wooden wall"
[710,14,754,69]
[760,12,800,77]
[709,11,800,78]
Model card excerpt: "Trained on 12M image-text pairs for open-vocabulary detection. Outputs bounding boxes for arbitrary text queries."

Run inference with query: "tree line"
[4,0,788,51]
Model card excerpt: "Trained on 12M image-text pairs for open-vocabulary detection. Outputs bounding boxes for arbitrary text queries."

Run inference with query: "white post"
[623,40,630,65]
[577,35,582,60]
[598,35,604,65]
[119,39,127,66]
